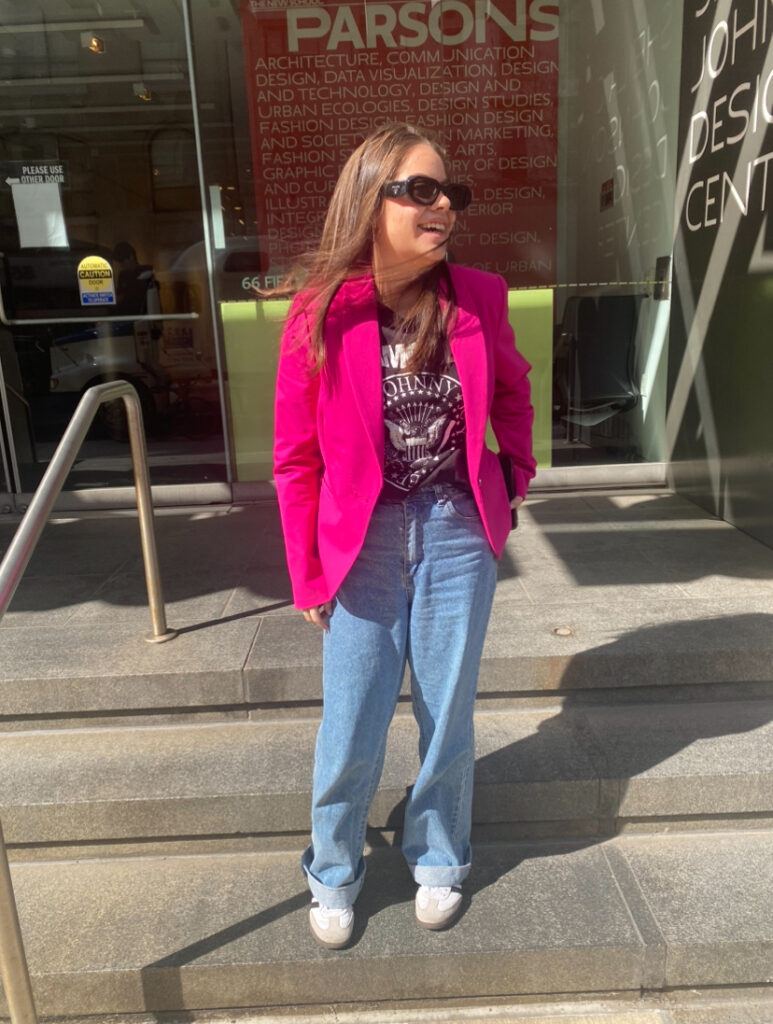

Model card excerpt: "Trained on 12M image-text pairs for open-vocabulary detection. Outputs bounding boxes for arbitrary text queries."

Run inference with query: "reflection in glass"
[0,1,226,495]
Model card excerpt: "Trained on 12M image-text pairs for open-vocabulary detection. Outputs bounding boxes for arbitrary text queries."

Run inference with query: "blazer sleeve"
[273,303,329,608]
[489,276,537,499]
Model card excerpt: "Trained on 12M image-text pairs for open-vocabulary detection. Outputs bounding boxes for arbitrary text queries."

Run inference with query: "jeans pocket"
[445,488,481,522]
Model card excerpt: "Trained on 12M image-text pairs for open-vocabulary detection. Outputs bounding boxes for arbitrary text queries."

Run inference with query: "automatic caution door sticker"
[77,255,116,305]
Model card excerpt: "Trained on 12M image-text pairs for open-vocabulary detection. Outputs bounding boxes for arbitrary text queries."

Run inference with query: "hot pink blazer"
[273,264,535,609]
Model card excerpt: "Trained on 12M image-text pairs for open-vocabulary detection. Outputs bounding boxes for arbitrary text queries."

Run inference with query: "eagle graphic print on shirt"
[379,305,466,498]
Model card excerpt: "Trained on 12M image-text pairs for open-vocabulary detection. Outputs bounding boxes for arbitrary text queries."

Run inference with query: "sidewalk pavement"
[2,487,773,709]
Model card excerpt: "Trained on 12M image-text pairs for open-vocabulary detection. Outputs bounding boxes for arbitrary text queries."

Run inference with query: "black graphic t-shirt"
[378,304,468,500]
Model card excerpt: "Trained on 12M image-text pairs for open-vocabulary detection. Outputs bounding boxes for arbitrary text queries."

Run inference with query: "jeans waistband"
[377,482,472,506]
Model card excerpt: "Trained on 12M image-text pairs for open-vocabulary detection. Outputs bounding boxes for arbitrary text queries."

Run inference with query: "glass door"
[0,0,228,506]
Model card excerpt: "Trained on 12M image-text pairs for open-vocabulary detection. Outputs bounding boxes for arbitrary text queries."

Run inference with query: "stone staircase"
[1,490,772,1017]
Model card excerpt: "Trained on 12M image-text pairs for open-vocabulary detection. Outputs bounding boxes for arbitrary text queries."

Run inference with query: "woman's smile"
[417,218,451,236]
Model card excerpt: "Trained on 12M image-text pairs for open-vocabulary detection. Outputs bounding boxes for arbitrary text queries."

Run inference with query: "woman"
[273,123,535,949]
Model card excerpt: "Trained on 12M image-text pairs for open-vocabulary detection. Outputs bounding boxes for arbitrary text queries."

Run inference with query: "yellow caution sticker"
[77,255,116,306]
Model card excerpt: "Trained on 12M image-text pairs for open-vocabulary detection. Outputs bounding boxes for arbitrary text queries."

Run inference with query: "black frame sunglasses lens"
[443,183,472,211]
[404,177,472,211]
[407,177,441,204]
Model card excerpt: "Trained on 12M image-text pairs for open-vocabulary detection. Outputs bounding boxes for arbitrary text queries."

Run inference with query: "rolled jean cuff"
[301,846,364,909]
[410,861,471,887]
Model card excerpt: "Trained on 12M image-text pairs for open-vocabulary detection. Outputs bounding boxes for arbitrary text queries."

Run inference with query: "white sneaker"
[415,885,463,930]
[309,900,354,949]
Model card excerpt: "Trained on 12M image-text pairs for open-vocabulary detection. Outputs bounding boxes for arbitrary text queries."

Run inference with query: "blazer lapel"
[450,303,488,477]
[340,286,384,470]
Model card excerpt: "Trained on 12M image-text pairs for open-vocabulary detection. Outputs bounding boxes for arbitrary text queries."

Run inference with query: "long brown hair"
[273,123,458,373]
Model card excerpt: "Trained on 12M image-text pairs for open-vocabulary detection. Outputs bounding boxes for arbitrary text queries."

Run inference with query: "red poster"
[240,0,558,288]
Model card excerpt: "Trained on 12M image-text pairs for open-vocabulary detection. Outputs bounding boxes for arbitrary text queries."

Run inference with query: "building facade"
[0,0,770,546]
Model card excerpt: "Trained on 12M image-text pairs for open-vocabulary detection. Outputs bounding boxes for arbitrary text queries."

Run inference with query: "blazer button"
[478,477,483,485]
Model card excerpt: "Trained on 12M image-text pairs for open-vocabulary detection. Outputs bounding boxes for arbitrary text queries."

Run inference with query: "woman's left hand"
[302,601,334,632]
[510,496,524,511]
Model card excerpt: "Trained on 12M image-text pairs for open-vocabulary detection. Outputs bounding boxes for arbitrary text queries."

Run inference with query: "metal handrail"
[0,380,176,643]
[0,820,37,1024]
[0,381,176,1022]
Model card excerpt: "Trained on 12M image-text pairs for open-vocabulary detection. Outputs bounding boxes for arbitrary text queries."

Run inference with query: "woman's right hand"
[302,601,334,632]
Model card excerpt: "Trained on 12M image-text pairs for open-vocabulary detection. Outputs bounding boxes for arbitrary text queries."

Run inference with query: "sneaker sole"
[415,899,464,931]
[309,913,354,950]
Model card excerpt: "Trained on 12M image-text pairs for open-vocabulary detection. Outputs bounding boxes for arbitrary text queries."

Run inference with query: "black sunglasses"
[382,175,472,212]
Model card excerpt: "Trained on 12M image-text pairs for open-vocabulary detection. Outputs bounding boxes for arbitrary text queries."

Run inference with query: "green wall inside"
[221,299,287,481]
[507,289,553,469]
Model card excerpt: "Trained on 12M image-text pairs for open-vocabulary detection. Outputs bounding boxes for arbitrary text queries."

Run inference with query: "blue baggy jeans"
[301,484,498,909]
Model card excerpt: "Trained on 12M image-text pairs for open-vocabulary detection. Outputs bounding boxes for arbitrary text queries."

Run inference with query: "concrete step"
[5,830,772,1016]
[2,597,773,722]
[3,493,773,724]
[3,701,772,849]
[46,994,773,1024]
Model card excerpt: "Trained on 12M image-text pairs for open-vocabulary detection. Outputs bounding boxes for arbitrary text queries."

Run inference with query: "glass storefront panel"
[191,0,679,486]
[193,0,561,482]
[189,0,283,483]
[0,0,227,500]
[1,0,684,499]
[554,0,681,469]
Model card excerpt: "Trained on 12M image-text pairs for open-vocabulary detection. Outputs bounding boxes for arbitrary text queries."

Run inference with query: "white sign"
[10,182,68,248]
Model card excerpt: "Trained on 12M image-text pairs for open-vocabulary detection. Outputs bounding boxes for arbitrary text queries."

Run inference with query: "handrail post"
[123,392,175,643]
[0,820,38,1024]
[0,381,176,642]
